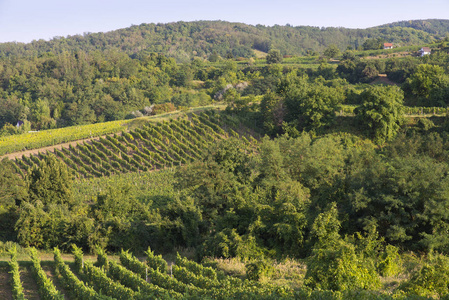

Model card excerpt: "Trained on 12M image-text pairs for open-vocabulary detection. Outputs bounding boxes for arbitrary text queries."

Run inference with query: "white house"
[383,43,393,49]
[419,47,431,56]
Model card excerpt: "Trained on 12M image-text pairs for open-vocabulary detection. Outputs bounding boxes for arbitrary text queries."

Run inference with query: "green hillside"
[377,19,449,36]
[0,20,445,59]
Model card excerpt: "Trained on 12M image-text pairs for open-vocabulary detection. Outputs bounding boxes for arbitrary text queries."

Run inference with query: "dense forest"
[0,20,445,59]
[3,19,449,298]
[377,19,449,36]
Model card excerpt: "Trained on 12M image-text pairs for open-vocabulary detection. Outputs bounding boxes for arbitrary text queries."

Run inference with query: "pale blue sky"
[0,0,448,43]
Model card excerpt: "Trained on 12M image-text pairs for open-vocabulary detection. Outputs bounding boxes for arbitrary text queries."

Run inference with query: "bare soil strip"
[0,265,13,300]
[19,264,41,300]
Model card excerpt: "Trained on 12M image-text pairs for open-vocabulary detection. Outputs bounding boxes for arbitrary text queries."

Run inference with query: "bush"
[416,118,435,131]
[245,259,274,281]
[377,245,402,277]
[402,253,449,297]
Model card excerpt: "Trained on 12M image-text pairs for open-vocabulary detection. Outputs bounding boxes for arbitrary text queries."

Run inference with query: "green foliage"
[8,245,25,300]
[402,253,449,297]
[260,91,284,135]
[245,259,274,281]
[107,260,181,299]
[29,247,64,299]
[146,246,168,273]
[82,261,136,300]
[346,153,449,252]
[27,154,74,206]
[266,50,283,64]
[53,247,107,300]
[377,245,402,277]
[284,80,344,130]
[72,244,84,273]
[405,64,444,97]
[201,229,249,259]
[404,63,449,105]
[175,252,218,280]
[305,203,381,291]
[309,203,341,248]
[305,239,381,292]
[323,44,341,59]
[416,117,435,131]
[355,86,404,144]
[0,159,25,240]
[362,38,385,50]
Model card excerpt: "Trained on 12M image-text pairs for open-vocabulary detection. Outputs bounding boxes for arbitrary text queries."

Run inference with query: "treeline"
[377,18,449,36]
[0,51,230,132]
[0,20,440,59]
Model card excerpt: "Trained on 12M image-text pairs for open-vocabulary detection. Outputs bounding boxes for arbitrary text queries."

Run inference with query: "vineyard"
[0,246,294,300]
[8,110,257,180]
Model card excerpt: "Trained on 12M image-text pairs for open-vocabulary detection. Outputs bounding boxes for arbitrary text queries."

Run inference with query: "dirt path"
[0,135,108,161]
[0,265,13,300]
[370,74,399,86]
[19,264,41,300]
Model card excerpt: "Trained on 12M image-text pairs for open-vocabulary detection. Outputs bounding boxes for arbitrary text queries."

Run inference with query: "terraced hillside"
[9,111,257,179]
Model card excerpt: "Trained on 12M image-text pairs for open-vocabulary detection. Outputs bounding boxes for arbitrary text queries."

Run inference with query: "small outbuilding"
[383,43,393,49]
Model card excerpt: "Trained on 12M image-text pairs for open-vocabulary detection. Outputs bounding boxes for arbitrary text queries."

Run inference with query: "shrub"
[245,259,273,281]
[377,245,402,277]
[402,253,449,297]
[304,239,381,291]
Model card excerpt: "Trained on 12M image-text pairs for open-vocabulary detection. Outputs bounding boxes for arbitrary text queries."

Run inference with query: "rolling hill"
[0,19,447,60]
[376,19,449,36]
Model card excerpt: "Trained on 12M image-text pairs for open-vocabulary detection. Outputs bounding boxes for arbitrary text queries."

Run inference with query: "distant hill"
[0,20,446,60]
[376,19,449,37]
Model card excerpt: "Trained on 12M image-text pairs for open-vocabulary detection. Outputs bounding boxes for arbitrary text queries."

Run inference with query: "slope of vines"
[11,111,257,179]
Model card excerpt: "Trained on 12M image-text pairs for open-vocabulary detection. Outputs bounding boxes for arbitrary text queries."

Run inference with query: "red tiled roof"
[384,43,393,47]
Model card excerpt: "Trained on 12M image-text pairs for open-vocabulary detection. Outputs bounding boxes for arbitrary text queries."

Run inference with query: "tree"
[0,159,27,240]
[260,91,284,135]
[404,64,449,102]
[304,203,380,291]
[362,38,385,50]
[347,154,449,253]
[355,86,404,145]
[323,44,341,59]
[0,159,26,208]
[27,154,74,206]
[284,82,344,130]
[266,49,283,64]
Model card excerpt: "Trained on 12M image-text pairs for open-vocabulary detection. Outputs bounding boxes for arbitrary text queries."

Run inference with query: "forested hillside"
[0,20,445,59]
[377,19,449,36]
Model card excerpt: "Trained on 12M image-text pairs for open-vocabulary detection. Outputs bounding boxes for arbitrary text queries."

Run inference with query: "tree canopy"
[355,86,405,145]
